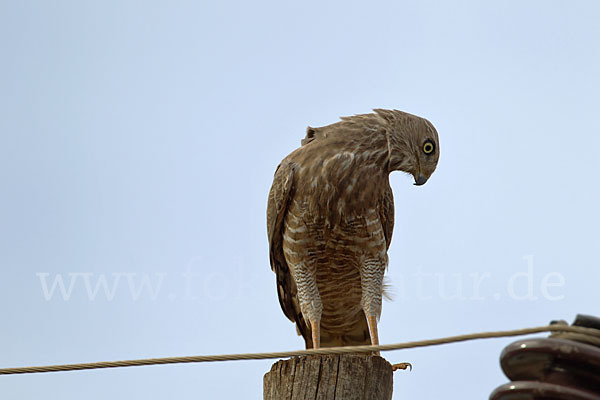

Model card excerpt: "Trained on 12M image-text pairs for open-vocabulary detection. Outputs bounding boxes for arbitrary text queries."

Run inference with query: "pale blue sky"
[1,1,599,398]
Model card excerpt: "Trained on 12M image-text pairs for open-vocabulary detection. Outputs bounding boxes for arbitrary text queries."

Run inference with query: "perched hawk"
[267,109,439,349]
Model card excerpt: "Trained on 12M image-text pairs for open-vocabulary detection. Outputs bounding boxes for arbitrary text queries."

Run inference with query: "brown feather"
[266,162,312,346]
[267,109,439,348]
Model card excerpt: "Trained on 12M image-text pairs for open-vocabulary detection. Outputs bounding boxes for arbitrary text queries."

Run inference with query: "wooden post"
[263,354,393,400]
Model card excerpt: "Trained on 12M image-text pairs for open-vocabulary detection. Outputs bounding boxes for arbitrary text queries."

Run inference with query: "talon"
[392,362,412,371]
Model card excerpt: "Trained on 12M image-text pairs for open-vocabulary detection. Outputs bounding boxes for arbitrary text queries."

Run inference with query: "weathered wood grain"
[263,354,393,400]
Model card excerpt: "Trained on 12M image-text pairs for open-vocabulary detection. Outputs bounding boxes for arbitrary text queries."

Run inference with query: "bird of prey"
[267,109,439,349]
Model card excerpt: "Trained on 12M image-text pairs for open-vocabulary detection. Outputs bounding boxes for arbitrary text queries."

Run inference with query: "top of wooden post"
[264,354,393,400]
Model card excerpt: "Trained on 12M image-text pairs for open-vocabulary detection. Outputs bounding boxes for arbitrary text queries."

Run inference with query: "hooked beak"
[413,174,428,186]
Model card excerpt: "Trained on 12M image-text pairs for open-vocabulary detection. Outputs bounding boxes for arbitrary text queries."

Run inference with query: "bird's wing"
[379,181,395,249]
[266,161,311,346]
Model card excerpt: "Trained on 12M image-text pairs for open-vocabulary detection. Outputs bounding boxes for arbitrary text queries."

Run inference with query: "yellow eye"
[423,141,435,154]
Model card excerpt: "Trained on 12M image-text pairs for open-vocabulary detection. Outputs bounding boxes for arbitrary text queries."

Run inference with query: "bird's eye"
[423,140,435,155]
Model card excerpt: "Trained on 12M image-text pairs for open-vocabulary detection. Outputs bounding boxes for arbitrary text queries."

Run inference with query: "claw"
[392,362,412,371]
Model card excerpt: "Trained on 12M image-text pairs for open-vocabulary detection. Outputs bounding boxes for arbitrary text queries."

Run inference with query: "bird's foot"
[391,362,412,371]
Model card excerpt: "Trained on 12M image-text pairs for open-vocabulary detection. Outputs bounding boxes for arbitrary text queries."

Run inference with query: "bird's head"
[375,109,440,186]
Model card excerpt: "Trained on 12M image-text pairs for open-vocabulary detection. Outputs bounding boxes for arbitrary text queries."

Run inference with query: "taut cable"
[1,325,599,375]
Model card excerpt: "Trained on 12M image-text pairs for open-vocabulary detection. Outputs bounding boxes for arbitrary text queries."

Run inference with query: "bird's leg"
[367,315,379,347]
[311,320,320,349]
[293,264,322,349]
[360,259,385,355]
